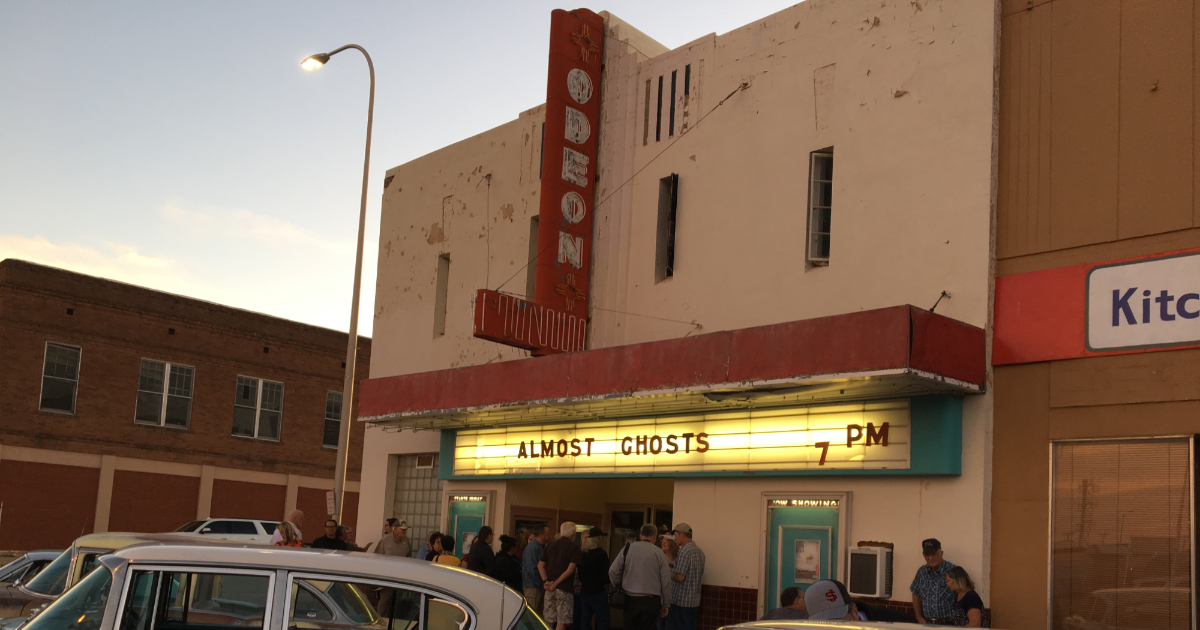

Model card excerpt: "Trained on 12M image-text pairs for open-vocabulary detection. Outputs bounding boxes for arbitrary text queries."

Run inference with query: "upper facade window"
[40,342,80,414]
[135,359,194,429]
[807,150,833,265]
[323,391,342,449]
[232,376,283,441]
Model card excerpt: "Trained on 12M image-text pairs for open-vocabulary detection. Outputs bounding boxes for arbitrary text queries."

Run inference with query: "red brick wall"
[295,487,360,544]
[0,260,369,481]
[108,470,200,533]
[210,479,286,522]
[0,460,99,550]
[699,585,757,630]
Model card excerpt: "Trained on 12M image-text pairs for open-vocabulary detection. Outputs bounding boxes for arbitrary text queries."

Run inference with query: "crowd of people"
[758,538,988,627]
[269,512,985,628]
[354,518,706,630]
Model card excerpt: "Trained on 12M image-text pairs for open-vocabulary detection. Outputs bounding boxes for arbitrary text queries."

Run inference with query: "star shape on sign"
[555,273,587,313]
[570,24,601,63]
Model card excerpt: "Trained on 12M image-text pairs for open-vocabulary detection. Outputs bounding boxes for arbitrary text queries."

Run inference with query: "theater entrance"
[503,477,674,551]
[764,493,850,610]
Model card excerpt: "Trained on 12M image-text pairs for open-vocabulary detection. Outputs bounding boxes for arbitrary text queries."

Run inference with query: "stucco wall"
[675,390,992,604]
[363,0,997,607]
[370,0,995,373]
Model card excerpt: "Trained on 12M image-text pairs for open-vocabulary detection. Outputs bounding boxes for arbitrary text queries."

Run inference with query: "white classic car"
[18,540,542,630]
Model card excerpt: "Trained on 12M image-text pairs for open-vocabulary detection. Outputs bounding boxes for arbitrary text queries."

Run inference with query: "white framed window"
[135,359,194,428]
[807,149,833,265]
[232,376,283,441]
[323,391,341,449]
[40,342,81,414]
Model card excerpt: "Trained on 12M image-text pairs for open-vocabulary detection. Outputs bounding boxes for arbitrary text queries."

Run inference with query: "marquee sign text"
[451,401,910,477]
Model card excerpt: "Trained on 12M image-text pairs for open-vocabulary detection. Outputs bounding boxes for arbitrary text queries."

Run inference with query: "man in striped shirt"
[668,523,705,630]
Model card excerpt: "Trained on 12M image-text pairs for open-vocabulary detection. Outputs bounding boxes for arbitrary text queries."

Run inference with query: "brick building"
[0,259,369,552]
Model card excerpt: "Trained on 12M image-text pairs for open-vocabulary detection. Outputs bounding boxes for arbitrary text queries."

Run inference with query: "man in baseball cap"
[803,579,860,621]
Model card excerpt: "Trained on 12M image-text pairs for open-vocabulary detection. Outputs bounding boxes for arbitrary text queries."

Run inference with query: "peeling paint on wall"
[427,223,445,245]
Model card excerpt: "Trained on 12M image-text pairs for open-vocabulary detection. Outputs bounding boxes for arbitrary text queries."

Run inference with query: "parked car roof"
[69,532,195,550]
[721,621,932,629]
[112,541,525,622]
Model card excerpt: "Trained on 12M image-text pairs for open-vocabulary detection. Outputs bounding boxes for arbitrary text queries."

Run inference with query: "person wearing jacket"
[495,535,524,591]
[466,526,498,577]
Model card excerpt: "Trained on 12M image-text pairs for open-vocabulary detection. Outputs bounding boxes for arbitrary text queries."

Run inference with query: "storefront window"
[1051,439,1192,630]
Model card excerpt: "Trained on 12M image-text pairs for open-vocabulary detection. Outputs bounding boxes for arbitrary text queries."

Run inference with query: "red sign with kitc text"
[472,8,604,356]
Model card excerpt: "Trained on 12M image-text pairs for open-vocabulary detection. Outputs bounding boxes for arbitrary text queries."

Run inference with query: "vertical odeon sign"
[473,8,603,356]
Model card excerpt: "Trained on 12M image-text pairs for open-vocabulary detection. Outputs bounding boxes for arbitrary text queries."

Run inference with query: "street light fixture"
[302,44,375,525]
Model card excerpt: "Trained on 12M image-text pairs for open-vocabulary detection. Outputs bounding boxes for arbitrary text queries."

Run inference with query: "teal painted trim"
[438,429,457,480]
[439,395,963,480]
[909,395,962,475]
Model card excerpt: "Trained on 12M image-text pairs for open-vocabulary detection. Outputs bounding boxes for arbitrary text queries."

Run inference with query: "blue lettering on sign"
[1113,288,1200,326]
[1112,288,1137,326]
[1180,293,1200,319]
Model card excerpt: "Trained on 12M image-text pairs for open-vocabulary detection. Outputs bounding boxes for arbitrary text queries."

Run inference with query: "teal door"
[447,500,486,557]
[765,506,840,610]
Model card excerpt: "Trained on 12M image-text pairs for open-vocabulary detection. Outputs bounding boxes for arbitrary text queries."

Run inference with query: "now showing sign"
[1087,252,1200,352]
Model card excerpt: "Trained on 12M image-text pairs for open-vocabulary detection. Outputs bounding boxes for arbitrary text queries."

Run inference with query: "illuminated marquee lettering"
[769,499,840,508]
[453,401,912,476]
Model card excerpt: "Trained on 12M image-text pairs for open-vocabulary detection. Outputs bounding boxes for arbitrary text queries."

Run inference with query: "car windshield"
[23,564,112,630]
[0,559,28,584]
[511,604,551,630]
[174,520,206,533]
[23,549,71,596]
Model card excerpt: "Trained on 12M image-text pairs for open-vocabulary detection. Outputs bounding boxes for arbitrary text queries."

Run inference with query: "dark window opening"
[684,64,691,96]
[656,76,663,142]
[643,79,651,146]
[433,254,450,337]
[655,174,679,282]
[526,216,540,301]
[807,149,833,264]
[669,70,677,137]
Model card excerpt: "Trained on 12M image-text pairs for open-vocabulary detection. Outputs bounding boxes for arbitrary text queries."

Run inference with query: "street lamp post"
[302,45,374,525]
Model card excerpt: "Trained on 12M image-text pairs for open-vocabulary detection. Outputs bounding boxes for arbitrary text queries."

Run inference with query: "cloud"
[0,234,202,293]
[158,203,352,257]
[0,200,379,333]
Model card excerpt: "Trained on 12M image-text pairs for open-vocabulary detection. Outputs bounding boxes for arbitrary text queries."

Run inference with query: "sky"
[0,0,800,335]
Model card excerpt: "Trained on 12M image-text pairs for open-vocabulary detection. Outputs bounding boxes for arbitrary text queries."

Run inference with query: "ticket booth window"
[1051,439,1193,630]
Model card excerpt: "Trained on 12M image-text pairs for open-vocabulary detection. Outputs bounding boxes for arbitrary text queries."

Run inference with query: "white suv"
[169,518,279,545]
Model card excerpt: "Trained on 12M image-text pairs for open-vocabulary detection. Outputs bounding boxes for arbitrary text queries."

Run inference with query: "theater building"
[991,2,1200,629]
[357,1,997,626]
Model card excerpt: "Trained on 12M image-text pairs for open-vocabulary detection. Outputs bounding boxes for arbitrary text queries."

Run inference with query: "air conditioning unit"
[847,546,893,598]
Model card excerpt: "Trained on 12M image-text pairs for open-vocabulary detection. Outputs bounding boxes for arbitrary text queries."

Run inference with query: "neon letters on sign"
[472,8,604,356]
[1087,252,1200,351]
[452,401,911,477]
[473,288,587,353]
